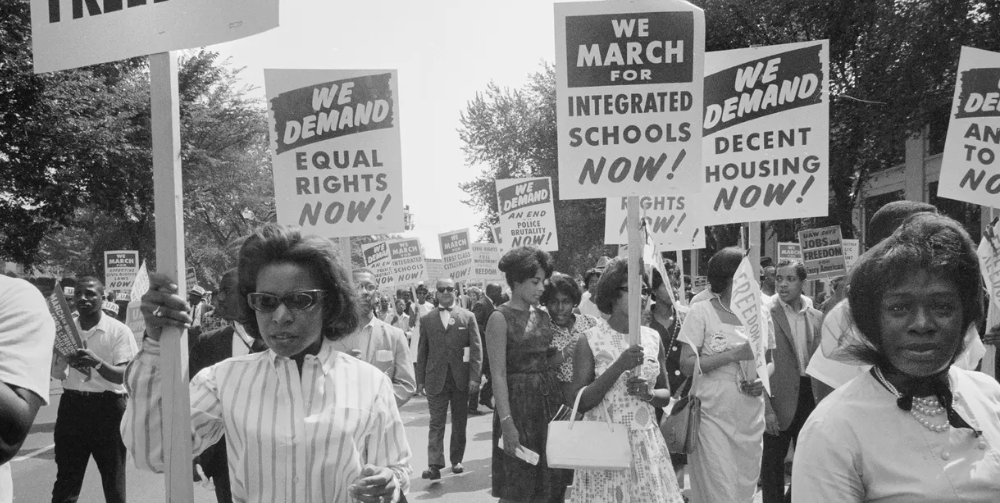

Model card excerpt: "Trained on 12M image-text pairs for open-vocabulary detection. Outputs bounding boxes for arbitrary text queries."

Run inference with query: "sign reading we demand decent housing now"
[495,177,559,251]
[266,70,405,237]
[701,41,830,225]
[939,47,1000,209]
[555,0,705,200]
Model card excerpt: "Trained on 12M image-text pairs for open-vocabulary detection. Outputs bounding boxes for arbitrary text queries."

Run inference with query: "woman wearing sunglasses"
[122,224,412,503]
[569,257,683,503]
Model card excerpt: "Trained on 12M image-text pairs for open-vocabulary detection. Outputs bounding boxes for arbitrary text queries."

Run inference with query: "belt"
[63,389,125,398]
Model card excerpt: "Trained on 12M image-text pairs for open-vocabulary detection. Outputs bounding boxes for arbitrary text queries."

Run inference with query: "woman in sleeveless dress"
[488,246,569,502]
[570,257,683,503]
[678,247,772,503]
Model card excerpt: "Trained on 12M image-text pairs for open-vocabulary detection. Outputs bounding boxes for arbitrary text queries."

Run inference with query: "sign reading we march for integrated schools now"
[389,239,427,290]
[31,0,277,73]
[439,229,474,281]
[604,196,704,251]
[701,41,830,225]
[938,47,1000,209]
[495,177,559,251]
[555,0,705,200]
[266,70,405,238]
[797,226,846,280]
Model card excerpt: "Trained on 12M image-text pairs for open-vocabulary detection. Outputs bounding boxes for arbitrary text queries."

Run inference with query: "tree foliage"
[460,2,1000,271]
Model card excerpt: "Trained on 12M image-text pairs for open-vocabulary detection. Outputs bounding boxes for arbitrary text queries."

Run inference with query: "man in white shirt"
[0,276,56,503]
[761,261,822,503]
[51,277,137,503]
[334,268,416,408]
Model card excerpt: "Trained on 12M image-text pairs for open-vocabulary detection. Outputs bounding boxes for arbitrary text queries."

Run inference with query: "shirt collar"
[777,295,812,314]
[77,313,110,337]
[265,336,337,375]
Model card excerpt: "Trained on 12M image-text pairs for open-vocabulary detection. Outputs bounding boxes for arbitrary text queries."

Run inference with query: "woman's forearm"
[680,349,735,376]
[577,364,622,413]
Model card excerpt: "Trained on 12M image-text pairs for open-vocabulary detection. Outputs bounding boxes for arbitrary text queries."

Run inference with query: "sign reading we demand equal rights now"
[701,41,830,225]
[554,0,705,200]
[266,70,405,237]
[495,177,559,251]
[938,47,1000,209]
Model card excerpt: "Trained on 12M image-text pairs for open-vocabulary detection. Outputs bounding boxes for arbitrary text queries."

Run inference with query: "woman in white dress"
[570,258,683,503]
[678,247,771,503]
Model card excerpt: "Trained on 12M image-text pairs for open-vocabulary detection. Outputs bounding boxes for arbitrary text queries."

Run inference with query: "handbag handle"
[569,386,617,432]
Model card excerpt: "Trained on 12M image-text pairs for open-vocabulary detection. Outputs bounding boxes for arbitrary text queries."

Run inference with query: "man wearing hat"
[578,257,611,320]
[187,285,209,338]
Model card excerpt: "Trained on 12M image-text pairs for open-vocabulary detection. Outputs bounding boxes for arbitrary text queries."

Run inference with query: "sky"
[208,0,568,258]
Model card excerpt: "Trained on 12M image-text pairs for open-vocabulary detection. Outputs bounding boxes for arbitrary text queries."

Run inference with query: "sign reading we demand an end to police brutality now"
[266,70,405,237]
[554,1,705,199]
[938,47,1000,209]
[604,196,705,251]
[495,177,559,251]
[701,41,830,225]
[30,0,277,73]
[361,241,395,297]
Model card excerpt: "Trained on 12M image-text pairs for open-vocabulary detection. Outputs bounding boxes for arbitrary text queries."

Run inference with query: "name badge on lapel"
[463,347,470,362]
[376,350,393,362]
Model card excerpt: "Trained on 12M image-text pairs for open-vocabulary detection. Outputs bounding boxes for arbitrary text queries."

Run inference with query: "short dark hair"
[583,268,602,289]
[707,247,744,294]
[760,256,774,268]
[848,213,982,369]
[76,276,105,294]
[594,257,649,315]
[774,259,807,282]
[866,200,938,248]
[498,246,553,289]
[540,272,583,306]
[236,224,361,341]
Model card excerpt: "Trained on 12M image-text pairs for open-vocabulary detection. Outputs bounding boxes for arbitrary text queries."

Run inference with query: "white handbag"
[545,387,632,471]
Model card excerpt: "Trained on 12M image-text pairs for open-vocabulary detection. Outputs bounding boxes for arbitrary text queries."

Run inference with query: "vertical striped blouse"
[122,336,412,503]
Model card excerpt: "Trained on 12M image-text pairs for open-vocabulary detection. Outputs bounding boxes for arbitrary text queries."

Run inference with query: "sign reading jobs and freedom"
[105,250,139,300]
[31,0,277,73]
[361,241,396,297]
[554,0,705,199]
[389,239,427,290]
[266,70,405,238]
[604,196,705,251]
[938,47,1000,209]
[495,177,559,251]
[797,226,846,280]
[701,41,830,226]
[439,229,474,281]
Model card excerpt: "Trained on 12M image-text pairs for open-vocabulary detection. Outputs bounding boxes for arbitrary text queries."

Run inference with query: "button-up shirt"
[64,313,137,393]
[777,296,812,375]
[123,336,412,503]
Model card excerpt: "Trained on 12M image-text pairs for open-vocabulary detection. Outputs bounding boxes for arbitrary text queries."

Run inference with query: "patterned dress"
[571,320,684,503]
[492,304,570,501]
[551,314,599,383]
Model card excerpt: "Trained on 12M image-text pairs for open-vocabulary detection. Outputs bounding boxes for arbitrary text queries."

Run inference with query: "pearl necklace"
[714,294,737,317]
[872,367,950,433]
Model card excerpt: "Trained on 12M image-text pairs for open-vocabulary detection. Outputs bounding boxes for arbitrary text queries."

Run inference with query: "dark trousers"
[52,390,127,503]
[470,340,492,410]
[427,370,469,468]
[761,377,816,503]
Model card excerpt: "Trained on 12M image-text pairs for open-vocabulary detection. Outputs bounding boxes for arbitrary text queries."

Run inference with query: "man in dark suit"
[761,260,822,503]
[415,277,483,480]
[469,282,502,412]
[189,270,267,503]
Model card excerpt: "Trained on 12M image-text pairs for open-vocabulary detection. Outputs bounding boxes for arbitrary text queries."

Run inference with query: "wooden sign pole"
[150,51,195,502]
[627,196,642,347]
[339,237,353,272]
[676,251,687,306]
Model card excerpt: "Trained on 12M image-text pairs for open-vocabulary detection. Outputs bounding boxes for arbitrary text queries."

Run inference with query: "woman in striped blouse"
[123,224,412,503]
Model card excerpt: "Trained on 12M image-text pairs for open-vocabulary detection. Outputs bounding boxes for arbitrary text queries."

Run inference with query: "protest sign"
[842,239,860,271]
[186,267,198,287]
[471,243,504,283]
[361,241,396,297]
[938,47,1000,209]
[389,239,427,290]
[730,256,771,395]
[425,258,446,285]
[30,0,277,73]
[125,300,145,345]
[554,0,705,199]
[439,229,474,281]
[701,41,830,225]
[130,261,150,302]
[495,177,559,251]
[797,226,846,280]
[104,250,139,300]
[492,225,508,253]
[604,196,704,251]
[46,291,84,358]
[777,242,803,262]
[265,70,405,237]
[977,219,1000,377]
